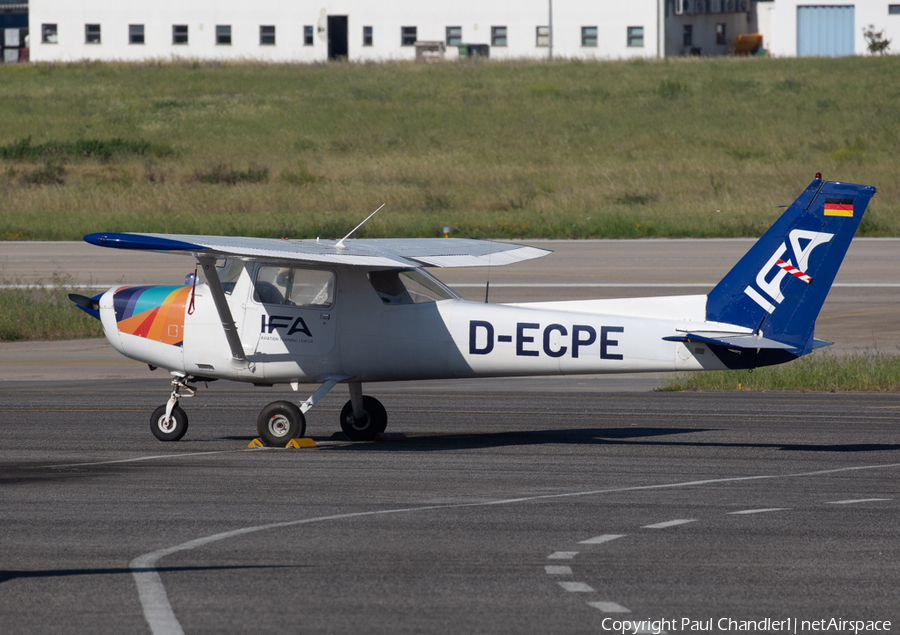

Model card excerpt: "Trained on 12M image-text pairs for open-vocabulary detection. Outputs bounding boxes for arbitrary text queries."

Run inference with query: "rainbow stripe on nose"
[114,285,191,346]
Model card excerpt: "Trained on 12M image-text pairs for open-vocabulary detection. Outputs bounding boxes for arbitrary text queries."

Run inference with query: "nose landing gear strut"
[150,374,196,442]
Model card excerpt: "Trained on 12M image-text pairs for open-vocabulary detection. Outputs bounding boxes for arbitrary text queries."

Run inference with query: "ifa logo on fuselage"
[743,229,833,314]
[261,314,312,337]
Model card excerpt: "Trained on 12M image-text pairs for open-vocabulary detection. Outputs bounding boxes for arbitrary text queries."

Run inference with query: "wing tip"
[84,232,207,252]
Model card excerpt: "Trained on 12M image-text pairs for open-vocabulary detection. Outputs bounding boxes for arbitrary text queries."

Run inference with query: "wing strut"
[198,256,251,368]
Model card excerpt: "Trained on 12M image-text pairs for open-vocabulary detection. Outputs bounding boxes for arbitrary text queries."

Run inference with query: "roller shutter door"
[797,5,855,57]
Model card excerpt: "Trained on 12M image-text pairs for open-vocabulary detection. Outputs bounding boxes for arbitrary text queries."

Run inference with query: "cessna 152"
[71,177,874,446]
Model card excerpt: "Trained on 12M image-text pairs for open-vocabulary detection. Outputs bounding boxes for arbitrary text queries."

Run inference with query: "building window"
[889,5,900,14]
[627,26,644,47]
[492,26,507,47]
[446,26,462,47]
[129,24,144,45]
[363,26,373,46]
[536,26,550,47]
[42,24,58,44]
[85,24,101,44]
[260,25,275,45]
[581,26,598,47]
[401,26,417,46]
[683,25,693,47]
[304,25,314,46]
[216,25,231,45]
[173,25,188,45]
[716,23,726,45]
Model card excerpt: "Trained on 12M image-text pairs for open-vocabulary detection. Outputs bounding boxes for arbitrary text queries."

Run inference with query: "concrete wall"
[29,0,665,63]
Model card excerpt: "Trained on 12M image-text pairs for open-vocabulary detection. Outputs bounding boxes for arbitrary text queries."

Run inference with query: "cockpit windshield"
[216,259,244,295]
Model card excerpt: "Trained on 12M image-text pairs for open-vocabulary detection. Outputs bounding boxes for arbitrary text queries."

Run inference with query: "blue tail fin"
[706,177,876,356]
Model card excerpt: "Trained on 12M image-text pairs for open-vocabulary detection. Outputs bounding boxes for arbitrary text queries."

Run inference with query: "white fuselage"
[98,263,732,384]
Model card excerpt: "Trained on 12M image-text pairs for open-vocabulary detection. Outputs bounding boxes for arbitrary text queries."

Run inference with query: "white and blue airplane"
[71,176,875,445]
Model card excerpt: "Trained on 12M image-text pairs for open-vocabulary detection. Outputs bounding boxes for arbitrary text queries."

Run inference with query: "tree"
[862,24,891,55]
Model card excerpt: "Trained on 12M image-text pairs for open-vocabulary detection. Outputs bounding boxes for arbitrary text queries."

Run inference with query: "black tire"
[150,405,189,442]
[257,401,306,447]
[340,396,387,441]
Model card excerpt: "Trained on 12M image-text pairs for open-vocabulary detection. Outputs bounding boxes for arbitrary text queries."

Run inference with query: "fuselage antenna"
[335,204,385,250]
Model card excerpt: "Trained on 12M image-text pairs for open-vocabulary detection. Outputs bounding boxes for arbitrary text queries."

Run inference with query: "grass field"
[0,276,103,341]
[1,56,899,241]
[660,351,900,392]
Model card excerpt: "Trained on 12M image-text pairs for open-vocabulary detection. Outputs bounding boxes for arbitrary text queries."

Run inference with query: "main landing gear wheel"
[257,401,306,447]
[340,395,387,441]
[150,405,189,442]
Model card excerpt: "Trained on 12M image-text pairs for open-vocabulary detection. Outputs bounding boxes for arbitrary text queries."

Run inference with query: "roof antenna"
[484,239,496,303]
[336,204,385,250]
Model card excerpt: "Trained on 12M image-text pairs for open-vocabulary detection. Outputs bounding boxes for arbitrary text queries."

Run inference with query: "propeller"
[68,293,100,311]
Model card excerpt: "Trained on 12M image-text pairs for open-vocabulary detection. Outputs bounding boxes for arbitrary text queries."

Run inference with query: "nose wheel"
[150,404,189,441]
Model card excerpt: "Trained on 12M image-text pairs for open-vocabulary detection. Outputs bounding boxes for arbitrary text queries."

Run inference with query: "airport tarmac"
[1,239,899,633]
[0,383,898,634]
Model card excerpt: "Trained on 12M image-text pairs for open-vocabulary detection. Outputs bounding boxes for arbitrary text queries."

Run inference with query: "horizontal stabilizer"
[663,332,797,351]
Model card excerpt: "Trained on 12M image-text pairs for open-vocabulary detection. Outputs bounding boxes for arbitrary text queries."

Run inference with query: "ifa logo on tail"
[744,229,833,314]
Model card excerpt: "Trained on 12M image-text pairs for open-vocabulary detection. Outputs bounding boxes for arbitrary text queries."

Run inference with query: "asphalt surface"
[1,239,899,634]
[1,382,898,634]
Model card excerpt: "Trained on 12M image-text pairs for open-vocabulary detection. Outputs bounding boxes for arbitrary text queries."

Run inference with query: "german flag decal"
[824,198,854,217]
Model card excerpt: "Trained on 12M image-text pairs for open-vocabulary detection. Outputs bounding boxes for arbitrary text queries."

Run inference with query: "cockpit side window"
[368,268,460,305]
[253,266,334,307]
[369,270,413,305]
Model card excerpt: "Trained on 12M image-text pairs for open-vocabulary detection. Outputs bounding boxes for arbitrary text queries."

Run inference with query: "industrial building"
[16,1,758,63]
[3,1,898,64]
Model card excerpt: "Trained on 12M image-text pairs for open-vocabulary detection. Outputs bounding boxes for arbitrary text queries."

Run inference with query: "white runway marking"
[47,449,255,469]
[547,551,578,559]
[579,534,625,545]
[9,282,899,290]
[0,284,111,289]
[828,498,891,505]
[558,581,594,593]
[642,519,696,529]
[131,462,900,635]
[587,601,632,613]
[448,282,900,289]
[545,565,572,575]
[728,508,789,515]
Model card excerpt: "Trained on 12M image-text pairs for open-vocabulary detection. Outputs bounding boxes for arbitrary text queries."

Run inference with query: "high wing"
[83,232,552,268]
